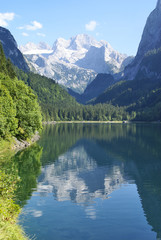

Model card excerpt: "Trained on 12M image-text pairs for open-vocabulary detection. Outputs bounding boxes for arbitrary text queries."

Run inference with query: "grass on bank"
[0,221,28,240]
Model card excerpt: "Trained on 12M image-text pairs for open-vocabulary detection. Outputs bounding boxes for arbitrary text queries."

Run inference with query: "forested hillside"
[15,68,129,121]
[92,49,161,121]
[0,44,42,140]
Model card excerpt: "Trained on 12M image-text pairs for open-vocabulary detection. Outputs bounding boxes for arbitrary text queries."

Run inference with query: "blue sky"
[0,0,157,55]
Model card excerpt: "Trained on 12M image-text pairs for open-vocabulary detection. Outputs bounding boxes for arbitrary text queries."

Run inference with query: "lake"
[16,123,161,240]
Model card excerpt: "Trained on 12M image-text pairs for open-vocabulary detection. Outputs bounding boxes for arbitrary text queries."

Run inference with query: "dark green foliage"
[42,104,129,121]
[0,45,42,140]
[93,78,161,108]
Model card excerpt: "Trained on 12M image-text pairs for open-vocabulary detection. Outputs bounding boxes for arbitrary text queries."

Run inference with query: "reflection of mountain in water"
[37,123,161,236]
[37,142,127,207]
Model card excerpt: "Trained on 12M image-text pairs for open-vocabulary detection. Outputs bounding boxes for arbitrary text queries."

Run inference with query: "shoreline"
[43,120,124,124]
[43,120,161,124]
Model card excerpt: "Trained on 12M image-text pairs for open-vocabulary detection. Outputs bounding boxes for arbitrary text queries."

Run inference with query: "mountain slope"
[0,27,29,72]
[92,50,161,120]
[93,77,161,108]
[135,48,161,80]
[124,0,161,80]
[83,74,115,102]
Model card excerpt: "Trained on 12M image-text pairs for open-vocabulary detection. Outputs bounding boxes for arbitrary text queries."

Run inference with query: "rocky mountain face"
[20,34,132,93]
[124,0,161,80]
[0,27,29,71]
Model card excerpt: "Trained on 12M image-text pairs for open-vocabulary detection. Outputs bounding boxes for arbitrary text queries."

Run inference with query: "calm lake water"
[16,123,161,240]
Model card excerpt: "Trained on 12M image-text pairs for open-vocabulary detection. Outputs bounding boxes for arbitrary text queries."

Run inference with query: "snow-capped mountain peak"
[68,34,100,50]
[52,38,70,51]
[20,34,133,93]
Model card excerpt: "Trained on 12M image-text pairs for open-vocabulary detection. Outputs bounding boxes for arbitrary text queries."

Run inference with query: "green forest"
[15,68,129,122]
[0,44,42,141]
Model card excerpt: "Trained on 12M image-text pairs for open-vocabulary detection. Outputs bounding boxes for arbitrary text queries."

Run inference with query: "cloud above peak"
[19,21,43,31]
[0,12,15,27]
[22,32,29,37]
[85,21,97,31]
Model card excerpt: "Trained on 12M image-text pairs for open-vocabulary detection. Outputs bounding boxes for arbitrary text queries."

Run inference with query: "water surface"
[17,123,161,240]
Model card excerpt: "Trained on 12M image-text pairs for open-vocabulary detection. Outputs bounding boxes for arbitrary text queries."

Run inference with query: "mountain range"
[1,0,161,121]
[19,34,133,93]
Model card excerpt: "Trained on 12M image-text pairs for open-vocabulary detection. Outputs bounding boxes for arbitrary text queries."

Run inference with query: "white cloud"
[85,21,97,31]
[0,12,15,27]
[25,209,43,218]
[19,21,43,31]
[32,210,43,218]
[37,32,46,37]
[22,32,29,37]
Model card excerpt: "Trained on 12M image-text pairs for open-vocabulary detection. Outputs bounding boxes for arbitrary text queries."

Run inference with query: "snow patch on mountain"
[19,42,53,55]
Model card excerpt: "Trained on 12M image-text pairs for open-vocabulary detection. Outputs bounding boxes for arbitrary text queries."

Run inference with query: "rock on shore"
[12,131,40,151]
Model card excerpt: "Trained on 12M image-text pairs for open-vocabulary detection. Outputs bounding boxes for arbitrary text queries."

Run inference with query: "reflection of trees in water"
[40,123,161,164]
[39,123,161,238]
[11,144,43,207]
